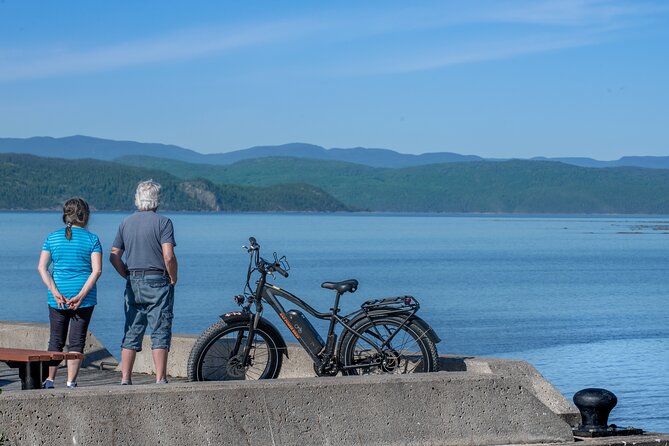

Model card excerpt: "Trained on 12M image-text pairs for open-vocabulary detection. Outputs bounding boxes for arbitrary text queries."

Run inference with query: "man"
[109,180,178,385]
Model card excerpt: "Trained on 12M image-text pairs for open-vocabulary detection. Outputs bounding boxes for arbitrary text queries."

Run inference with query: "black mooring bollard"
[573,388,617,430]
[572,388,643,437]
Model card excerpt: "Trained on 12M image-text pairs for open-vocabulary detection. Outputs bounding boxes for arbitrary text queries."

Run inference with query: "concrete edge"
[471,356,581,426]
[0,372,576,445]
[0,321,580,427]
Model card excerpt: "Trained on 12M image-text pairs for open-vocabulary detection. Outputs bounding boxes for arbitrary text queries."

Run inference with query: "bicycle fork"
[234,308,264,368]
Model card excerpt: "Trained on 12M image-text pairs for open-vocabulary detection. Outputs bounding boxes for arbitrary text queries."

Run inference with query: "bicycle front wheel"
[339,316,439,375]
[187,320,283,381]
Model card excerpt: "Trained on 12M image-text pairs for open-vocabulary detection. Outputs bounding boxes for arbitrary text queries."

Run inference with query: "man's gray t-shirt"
[112,211,176,271]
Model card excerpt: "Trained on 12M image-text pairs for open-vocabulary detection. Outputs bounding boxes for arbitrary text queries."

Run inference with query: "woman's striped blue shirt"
[42,227,102,309]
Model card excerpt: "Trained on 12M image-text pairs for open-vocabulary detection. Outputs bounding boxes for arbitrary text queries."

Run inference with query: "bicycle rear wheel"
[339,316,438,375]
[187,320,282,381]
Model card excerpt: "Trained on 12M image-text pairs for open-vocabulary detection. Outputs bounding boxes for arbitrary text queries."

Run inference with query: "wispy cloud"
[314,0,669,39]
[337,32,604,77]
[321,0,667,76]
[0,19,319,82]
[0,0,665,82]
[483,0,669,26]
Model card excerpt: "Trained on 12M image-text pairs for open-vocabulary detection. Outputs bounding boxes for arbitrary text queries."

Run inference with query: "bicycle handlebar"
[244,236,289,278]
[272,263,289,278]
[246,237,259,253]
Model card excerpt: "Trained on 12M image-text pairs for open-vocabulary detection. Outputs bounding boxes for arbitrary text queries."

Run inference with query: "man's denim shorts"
[121,273,174,351]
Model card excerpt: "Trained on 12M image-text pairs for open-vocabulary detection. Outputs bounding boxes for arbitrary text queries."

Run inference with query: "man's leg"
[121,280,147,384]
[152,348,168,382]
[145,278,174,383]
[121,348,137,383]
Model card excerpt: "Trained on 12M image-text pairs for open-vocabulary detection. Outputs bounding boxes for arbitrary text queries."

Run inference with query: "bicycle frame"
[229,236,428,376]
[241,261,419,374]
[185,237,441,381]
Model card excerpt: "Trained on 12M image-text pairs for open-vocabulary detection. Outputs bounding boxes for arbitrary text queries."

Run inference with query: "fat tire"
[338,316,439,375]
[187,320,283,381]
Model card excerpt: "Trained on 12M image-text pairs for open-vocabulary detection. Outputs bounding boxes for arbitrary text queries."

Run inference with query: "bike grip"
[275,265,289,278]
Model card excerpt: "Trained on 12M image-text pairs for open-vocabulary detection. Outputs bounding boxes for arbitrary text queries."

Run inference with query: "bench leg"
[42,362,50,383]
[18,362,44,390]
[16,363,29,389]
[3,359,60,390]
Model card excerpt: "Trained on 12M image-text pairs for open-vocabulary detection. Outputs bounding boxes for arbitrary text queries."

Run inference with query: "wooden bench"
[0,347,83,390]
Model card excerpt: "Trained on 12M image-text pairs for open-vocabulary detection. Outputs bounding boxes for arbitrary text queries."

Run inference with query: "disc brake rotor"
[226,356,249,379]
[380,350,400,373]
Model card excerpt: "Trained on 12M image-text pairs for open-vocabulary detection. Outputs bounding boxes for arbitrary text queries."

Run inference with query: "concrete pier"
[0,372,574,445]
[1,321,666,445]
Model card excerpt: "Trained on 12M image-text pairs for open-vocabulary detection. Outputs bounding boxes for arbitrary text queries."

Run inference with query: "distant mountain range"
[1,135,667,169]
[2,150,669,213]
[530,156,669,169]
[2,135,668,214]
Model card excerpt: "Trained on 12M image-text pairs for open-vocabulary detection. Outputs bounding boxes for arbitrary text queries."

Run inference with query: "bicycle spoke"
[195,326,276,381]
[344,319,431,375]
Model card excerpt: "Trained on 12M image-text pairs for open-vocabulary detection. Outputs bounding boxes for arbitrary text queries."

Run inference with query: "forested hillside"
[117,155,669,213]
[0,154,350,211]
[3,152,668,213]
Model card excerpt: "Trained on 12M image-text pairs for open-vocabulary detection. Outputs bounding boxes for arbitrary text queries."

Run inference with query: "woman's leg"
[47,306,70,382]
[66,306,95,384]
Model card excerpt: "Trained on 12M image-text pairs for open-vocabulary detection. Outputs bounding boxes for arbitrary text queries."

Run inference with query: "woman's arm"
[37,250,67,309]
[68,251,103,310]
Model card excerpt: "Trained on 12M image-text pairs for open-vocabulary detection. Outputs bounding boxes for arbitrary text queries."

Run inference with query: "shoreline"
[1,209,669,218]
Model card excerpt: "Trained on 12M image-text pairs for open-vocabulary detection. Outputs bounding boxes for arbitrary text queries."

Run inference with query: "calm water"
[1,212,667,431]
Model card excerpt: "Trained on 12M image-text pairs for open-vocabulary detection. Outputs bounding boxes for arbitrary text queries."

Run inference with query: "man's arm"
[162,243,178,285]
[109,247,128,279]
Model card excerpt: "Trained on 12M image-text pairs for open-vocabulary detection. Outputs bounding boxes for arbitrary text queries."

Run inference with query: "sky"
[0,0,668,159]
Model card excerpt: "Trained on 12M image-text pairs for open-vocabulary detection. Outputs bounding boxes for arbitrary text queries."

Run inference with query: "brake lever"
[243,244,259,254]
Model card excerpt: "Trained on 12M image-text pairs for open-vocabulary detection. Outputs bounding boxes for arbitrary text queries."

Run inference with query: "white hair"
[135,180,161,211]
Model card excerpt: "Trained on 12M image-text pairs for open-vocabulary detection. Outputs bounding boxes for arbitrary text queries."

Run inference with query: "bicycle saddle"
[321,279,358,294]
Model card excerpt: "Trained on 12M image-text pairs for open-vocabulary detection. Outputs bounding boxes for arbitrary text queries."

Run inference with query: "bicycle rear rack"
[360,295,420,313]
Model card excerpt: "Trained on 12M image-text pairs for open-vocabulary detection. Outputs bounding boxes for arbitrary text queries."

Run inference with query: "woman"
[37,197,102,389]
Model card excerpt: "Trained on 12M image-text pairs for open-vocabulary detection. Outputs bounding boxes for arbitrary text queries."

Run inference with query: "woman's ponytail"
[65,222,73,241]
[62,198,90,240]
